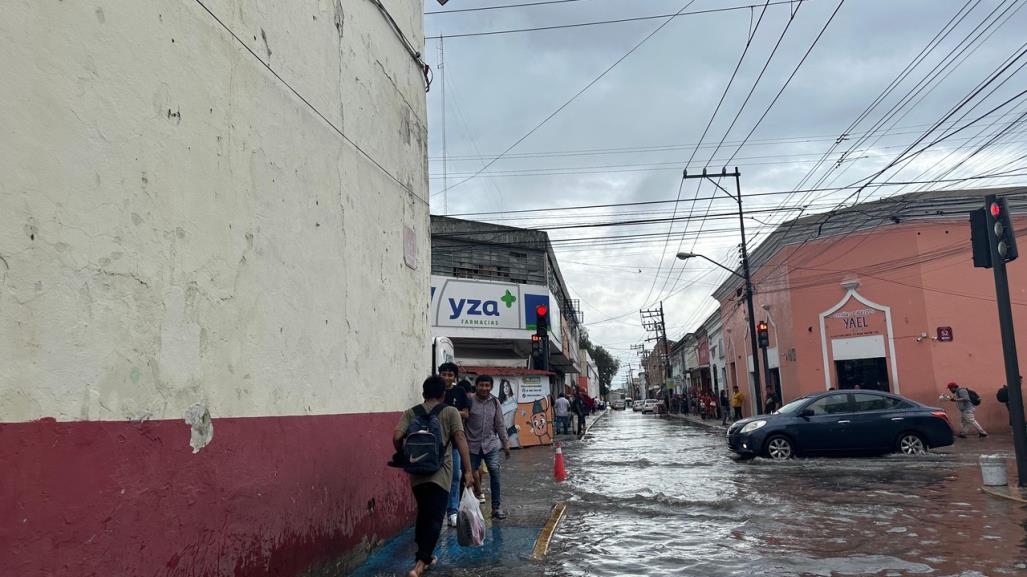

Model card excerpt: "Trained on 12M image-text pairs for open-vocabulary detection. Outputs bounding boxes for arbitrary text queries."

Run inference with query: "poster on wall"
[463,374,553,448]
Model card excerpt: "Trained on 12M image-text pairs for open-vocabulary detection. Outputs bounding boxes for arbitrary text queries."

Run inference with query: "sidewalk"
[350,410,610,576]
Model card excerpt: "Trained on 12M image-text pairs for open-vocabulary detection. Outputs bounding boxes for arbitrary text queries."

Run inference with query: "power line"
[426,0,593,15]
[430,0,700,201]
[438,170,1027,218]
[192,0,428,205]
[425,0,810,40]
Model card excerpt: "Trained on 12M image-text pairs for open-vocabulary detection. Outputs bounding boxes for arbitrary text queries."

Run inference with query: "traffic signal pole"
[984,194,1027,486]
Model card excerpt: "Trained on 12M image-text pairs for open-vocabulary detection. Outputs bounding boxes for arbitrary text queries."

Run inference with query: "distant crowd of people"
[666,384,764,425]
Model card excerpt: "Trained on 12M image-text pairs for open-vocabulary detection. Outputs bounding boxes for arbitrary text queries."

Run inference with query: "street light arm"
[676,252,745,281]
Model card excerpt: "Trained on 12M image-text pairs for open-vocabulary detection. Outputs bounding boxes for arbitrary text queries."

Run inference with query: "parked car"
[727,390,953,460]
[641,399,659,414]
[632,400,643,412]
[611,399,626,410]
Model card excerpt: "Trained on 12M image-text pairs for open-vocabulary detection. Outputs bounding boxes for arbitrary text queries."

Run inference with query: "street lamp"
[676,251,764,415]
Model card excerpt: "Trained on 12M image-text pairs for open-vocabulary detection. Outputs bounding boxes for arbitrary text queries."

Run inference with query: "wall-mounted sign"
[937,326,954,342]
[429,275,563,349]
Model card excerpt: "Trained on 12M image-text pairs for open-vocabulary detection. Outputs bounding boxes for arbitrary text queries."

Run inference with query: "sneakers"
[979,432,989,438]
[447,513,457,527]
[476,493,486,504]
[491,508,508,520]
[957,433,968,439]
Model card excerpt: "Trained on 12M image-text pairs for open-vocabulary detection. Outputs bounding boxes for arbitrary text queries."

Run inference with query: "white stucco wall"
[0,0,429,422]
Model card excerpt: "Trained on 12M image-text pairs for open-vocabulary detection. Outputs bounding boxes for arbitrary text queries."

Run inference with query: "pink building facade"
[715,189,1027,432]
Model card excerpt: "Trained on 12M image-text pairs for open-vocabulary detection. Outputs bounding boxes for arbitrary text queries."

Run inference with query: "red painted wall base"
[0,412,413,577]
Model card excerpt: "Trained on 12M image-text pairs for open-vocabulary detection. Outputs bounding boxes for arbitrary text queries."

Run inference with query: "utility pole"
[640,305,669,401]
[631,344,650,399]
[438,36,448,215]
[680,168,763,414]
[979,194,1027,485]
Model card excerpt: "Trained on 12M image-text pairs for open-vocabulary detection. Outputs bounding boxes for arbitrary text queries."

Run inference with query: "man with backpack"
[944,381,988,439]
[393,375,474,577]
[438,362,470,527]
[465,375,512,520]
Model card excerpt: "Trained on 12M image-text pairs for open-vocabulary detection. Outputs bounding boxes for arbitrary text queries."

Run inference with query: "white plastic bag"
[456,486,485,547]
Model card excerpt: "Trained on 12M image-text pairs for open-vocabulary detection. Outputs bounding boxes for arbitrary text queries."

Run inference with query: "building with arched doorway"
[714,188,1027,431]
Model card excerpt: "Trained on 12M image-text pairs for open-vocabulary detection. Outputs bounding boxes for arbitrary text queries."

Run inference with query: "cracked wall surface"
[0,0,430,423]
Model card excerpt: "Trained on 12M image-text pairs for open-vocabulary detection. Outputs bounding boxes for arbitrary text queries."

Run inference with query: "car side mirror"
[800,409,814,418]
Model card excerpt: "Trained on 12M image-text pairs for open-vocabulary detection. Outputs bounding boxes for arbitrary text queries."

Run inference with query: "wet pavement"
[356,410,1027,576]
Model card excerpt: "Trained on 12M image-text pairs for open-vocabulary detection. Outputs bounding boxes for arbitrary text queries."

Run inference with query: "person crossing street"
[944,382,988,438]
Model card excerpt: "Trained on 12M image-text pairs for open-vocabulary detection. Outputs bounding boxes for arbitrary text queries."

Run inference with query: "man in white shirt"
[554,393,571,435]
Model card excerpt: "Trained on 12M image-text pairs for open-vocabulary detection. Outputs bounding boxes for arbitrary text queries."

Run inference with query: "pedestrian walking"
[943,381,988,438]
[730,385,745,422]
[393,376,474,577]
[765,392,779,414]
[719,389,730,425]
[465,375,512,520]
[438,362,470,527]
[571,391,587,436]
[554,393,571,434]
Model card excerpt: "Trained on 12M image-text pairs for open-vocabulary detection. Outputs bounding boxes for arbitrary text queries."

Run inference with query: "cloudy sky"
[421,0,1027,387]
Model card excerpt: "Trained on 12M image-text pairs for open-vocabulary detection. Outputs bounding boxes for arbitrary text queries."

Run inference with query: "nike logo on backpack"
[409,453,427,463]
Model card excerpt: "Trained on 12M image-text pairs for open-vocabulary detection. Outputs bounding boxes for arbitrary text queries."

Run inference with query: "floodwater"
[544,411,1027,577]
[362,411,1027,576]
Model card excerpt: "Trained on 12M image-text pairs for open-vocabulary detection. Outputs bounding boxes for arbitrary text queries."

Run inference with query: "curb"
[530,502,567,560]
[581,408,610,437]
[666,412,729,432]
[981,485,1027,503]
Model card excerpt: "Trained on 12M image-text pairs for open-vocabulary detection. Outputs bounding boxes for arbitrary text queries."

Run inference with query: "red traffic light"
[757,321,768,332]
[991,202,1002,217]
[535,304,548,317]
[531,334,541,343]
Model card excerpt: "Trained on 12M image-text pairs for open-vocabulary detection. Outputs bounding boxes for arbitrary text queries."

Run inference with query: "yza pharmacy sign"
[430,275,561,347]
[431,277,524,329]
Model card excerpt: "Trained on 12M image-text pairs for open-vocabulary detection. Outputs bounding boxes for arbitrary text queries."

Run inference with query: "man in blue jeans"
[466,375,512,519]
[438,362,469,527]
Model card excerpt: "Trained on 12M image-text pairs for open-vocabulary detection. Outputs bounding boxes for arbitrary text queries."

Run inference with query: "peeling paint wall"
[0,0,429,423]
[1,1,428,575]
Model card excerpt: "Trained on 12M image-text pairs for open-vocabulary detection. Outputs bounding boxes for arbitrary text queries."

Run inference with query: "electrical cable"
[192,0,428,205]
[429,0,701,201]
[425,0,809,40]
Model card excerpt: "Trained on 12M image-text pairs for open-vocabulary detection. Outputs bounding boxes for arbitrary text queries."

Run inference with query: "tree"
[579,334,619,399]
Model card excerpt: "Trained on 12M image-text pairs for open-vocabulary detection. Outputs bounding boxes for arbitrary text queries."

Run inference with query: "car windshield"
[775,397,811,415]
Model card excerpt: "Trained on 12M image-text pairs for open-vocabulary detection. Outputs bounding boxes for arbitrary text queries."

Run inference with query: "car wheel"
[896,432,927,455]
[764,435,794,460]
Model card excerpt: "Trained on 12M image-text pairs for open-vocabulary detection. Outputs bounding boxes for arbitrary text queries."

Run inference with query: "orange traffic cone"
[553,442,567,482]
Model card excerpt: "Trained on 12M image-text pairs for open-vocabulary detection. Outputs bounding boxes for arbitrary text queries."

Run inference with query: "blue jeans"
[556,415,570,434]
[470,449,502,509]
[447,447,462,516]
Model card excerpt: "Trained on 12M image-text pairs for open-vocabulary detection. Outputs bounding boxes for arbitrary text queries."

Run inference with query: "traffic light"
[757,320,769,348]
[970,208,992,268]
[535,304,549,332]
[532,304,549,371]
[990,197,1018,263]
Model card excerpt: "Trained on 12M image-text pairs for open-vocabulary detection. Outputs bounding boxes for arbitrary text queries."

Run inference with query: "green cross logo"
[500,290,517,309]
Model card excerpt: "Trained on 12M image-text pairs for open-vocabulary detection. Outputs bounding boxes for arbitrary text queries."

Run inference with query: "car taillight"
[932,410,952,427]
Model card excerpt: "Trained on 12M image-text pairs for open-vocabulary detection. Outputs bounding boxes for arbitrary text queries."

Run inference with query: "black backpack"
[966,388,982,406]
[402,404,449,475]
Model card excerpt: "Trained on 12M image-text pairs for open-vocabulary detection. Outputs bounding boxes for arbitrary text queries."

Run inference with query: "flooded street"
[543,411,1027,577]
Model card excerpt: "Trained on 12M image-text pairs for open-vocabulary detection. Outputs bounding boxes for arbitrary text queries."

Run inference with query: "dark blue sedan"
[727,390,954,459]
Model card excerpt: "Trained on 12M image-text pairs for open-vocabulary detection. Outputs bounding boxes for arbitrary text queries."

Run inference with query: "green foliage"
[579,335,619,398]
